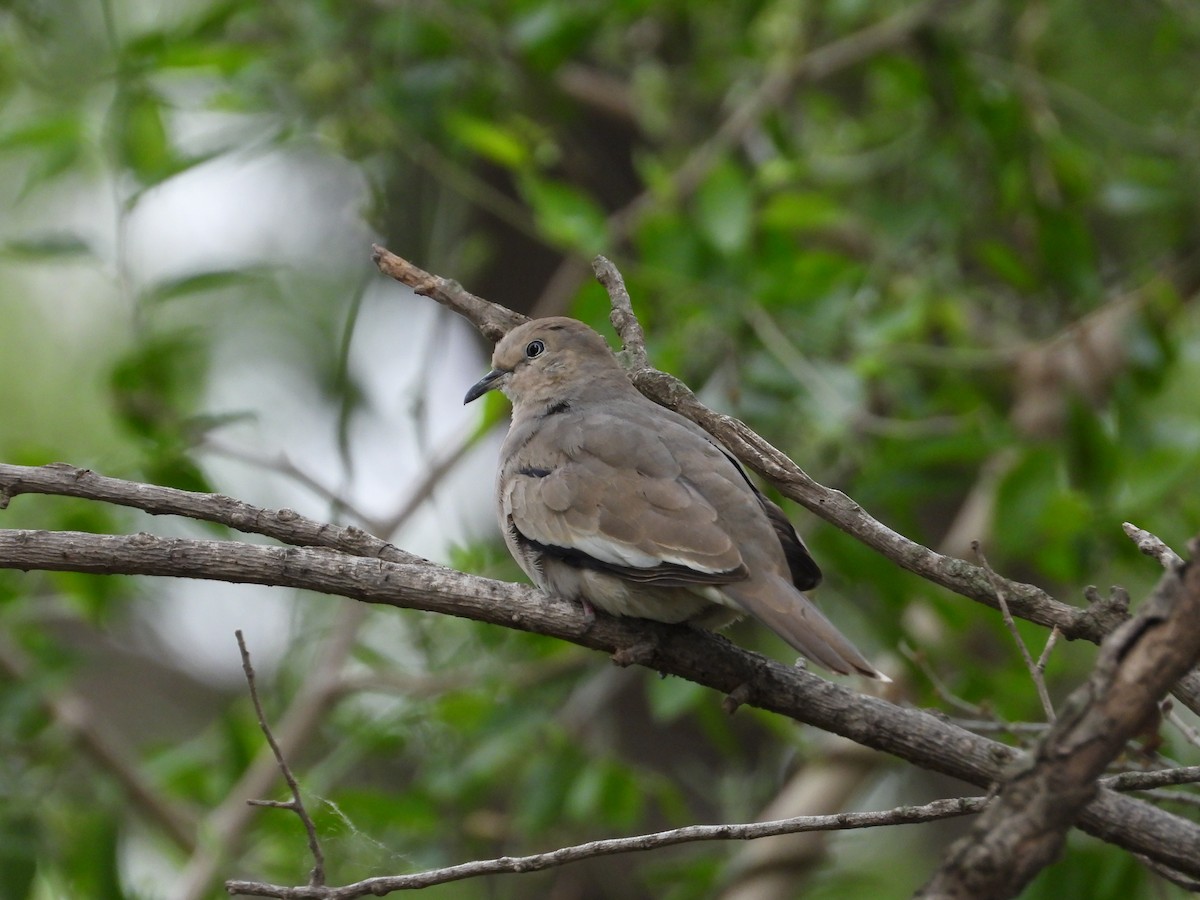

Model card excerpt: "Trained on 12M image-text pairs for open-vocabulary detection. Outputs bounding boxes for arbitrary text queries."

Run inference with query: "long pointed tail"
[727,574,889,680]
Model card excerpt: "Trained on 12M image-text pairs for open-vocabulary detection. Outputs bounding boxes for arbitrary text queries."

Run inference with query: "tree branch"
[370,247,1200,716]
[226,795,984,899]
[917,539,1200,898]
[1124,521,1186,570]
[178,607,367,900]
[0,461,421,565]
[236,631,326,888]
[1,528,1199,879]
[370,245,526,343]
[974,542,1055,721]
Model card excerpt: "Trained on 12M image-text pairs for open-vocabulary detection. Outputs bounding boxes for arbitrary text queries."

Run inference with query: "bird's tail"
[727,574,889,681]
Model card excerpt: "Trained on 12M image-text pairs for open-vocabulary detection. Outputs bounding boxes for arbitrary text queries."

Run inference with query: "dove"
[464,316,886,679]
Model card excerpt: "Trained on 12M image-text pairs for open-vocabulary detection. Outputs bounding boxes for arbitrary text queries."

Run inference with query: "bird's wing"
[753,489,822,590]
[500,406,749,586]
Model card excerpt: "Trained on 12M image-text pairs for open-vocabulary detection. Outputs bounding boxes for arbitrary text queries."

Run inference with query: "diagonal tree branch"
[1,527,1199,879]
[371,245,1200,715]
[917,542,1200,898]
[369,245,526,342]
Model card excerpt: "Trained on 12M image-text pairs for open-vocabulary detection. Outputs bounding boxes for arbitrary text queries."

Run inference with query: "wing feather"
[501,409,747,583]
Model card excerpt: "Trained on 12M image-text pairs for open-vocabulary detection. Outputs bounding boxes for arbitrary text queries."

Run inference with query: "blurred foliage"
[2,0,1200,898]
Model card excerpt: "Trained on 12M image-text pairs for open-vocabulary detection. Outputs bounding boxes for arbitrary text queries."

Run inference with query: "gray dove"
[464,317,886,679]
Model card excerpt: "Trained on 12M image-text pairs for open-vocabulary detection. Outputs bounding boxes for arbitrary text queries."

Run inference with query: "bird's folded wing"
[755,490,822,590]
[502,433,748,586]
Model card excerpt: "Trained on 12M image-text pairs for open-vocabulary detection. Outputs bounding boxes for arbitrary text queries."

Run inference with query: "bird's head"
[464,317,628,410]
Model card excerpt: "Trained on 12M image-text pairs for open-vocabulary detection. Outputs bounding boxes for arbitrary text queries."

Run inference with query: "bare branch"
[370,245,526,343]
[1035,627,1061,679]
[0,462,421,565]
[593,254,647,367]
[223,761,1200,899]
[1124,521,1185,570]
[917,537,1200,898]
[900,643,988,718]
[2,528,1200,878]
[374,427,481,539]
[201,438,378,529]
[226,795,986,898]
[974,542,1055,721]
[1166,708,1200,752]
[236,631,326,888]
[1135,856,1200,893]
[1103,765,1200,792]
[178,607,367,900]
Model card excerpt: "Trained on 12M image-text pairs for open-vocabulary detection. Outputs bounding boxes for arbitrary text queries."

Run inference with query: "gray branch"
[917,539,1200,898]
[1,527,1199,882]
[227,796,984,899]
[369,246,1200,716]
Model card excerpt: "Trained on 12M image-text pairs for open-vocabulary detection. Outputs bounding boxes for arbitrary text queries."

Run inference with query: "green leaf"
[521,176,609,254]
[761,191,846,233]
[145,267,277,304]
[694,158,753,255]
[973,239,1035,291]
[0,234,92,259]
[565,758,643,828]
[0,115,82,153]
[444,113,530,170]
[112,87,175,184]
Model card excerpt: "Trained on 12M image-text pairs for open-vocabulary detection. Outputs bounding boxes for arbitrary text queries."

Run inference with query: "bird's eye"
[525,340,545,359]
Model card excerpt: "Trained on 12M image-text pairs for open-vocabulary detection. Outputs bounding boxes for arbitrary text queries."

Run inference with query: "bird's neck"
[508,372,636,422]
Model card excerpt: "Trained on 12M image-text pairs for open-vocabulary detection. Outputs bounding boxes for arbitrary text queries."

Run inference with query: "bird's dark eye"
[525,340,545,359]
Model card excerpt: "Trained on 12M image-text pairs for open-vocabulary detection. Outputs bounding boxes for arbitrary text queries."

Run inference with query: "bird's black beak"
[464,368,506,405]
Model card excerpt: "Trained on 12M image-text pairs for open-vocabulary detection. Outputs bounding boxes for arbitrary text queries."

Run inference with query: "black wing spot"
[517,466,553,478]
[713,444,822,590]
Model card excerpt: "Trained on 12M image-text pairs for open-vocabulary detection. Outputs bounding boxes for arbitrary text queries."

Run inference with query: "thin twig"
[0,462,422,566]
[1167,710,1200,752]
[899,642,986,717]
[1035,627,1061,678]
[179,609,367,900]
[235,630,326,889]
[974,542,1056,721]
[374,425,482,539]
[946,719,1050,738]
[370,246,526,343]
[225,795,986,898]
[917,536,1200,898]
[593,254,647,367]
[1135,855,1200,892]
[1102,765,1200,792]
[202,438,377,528]
[1124,522,1186,570]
